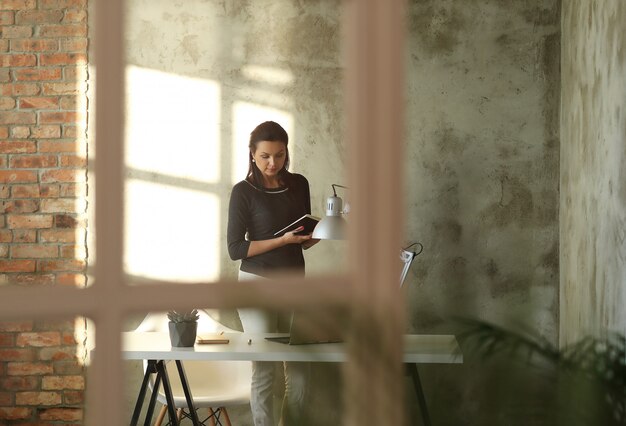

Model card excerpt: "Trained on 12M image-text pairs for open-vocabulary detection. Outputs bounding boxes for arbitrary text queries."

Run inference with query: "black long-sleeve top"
[227,174,311,277]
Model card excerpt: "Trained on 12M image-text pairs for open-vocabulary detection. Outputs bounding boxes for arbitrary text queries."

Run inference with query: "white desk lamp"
[312,184,348,240]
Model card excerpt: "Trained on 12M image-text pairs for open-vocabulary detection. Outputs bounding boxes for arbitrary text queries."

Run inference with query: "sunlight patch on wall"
[124,179,220,282]
[125,65,221,184]
[231,101,294,184]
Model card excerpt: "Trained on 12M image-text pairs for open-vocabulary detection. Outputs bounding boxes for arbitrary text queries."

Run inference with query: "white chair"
[135,310,252,426]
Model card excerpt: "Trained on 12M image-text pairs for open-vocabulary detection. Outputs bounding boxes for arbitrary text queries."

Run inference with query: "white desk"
[123,332,462,425]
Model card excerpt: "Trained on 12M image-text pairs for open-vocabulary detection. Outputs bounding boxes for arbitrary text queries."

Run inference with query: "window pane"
[119,0,347,285]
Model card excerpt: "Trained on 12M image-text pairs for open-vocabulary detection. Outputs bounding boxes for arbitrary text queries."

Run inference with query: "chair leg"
[208,407,216,426]
[176,408,183,421]
[154,405,167,426]
[221,408,232,426]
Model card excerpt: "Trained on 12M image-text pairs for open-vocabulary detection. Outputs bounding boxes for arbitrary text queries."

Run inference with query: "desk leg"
[131,360,158,426]
[156,360,179,426]
[175,360,201,425]
[143,371,161,426]
[406,363,432,426]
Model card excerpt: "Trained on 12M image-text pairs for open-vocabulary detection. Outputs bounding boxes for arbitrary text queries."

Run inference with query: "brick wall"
[0,0,88,424]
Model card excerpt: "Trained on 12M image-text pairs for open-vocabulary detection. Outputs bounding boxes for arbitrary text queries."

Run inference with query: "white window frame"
[0,0,407,424]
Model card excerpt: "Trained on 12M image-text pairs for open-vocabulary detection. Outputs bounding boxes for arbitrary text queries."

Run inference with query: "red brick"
[7,214,53,229]
[39,110,83,123]
[11,273,55,285]
[37,140,78,152]
[0,244,7,257]
[62,65,87,81]
[42,82,79,95]
[10,155,58,168]
[32,126,61,139]
[0,321,33,332]
[0,376,38,391]
[15,391,61,405]
[41,375,83,390]
[40,53,86,66]
[59,37,87,52]
[54,214,81,228]
[0,11,15,25]
[0,348,35,361]
[59,248,86,261]
[15,10,63,24]
[19,97,60,110]
[8,362,53,376]
[0,141,36,153]
[63,390,83,404]
[0,259,36,272]
[0,82,40,96]
[0,40,7,53]
[54,363,83,376]
[59,183,85,197]
[0,96,15,109]
[0,25,32,38]
[0,0,36,10]
[11,244,57,258]
[41,169,85,183]
[62,9,86,23]
[0,111,36,125]
[0,170,37,183]
[39,407,83,421]
[40,199,83,213]
[38,346,77,361]
[0,407,31,420]
[61,330,78,344]
[39,184,59,197]
[12,229,37,242]
[0,391,12,404]
[16,331,60,347]
[10,38,58,52]
[40,229,83,243]
[38,259,84,272]
[41,0,86,9]
[0,54,37,68]
[39,24,86,38]
[1,199,39,213]
[0,67,9,80]
[56,274,87,287]
[11,184,40,198]
[0,127,8,138]
[14,68,62,82]
[61,125,78,137]
[59,155,85,167]
[0,332,14,346]
[10,125,30,138]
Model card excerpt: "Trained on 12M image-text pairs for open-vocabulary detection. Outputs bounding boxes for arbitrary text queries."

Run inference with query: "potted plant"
[167,309,200,347]
[457,318,626,425]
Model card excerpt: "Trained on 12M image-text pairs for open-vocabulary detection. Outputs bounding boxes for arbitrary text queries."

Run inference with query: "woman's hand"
[281,226,312,245]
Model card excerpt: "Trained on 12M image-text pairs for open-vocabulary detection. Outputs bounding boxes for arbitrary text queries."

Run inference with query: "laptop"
[265,310,345,345]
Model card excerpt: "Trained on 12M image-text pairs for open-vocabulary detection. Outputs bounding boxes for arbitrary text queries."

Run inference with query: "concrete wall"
[116,0,561,424]
[404,0,560,337]
[560,0,626,346]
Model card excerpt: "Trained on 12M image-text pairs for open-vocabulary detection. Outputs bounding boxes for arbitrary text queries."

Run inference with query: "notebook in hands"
[265,311,344,345]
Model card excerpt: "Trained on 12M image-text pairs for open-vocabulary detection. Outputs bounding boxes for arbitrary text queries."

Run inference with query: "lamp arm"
[331,184,348,197]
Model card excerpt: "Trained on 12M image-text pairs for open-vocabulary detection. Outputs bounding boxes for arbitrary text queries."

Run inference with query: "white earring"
[252,159,255,163]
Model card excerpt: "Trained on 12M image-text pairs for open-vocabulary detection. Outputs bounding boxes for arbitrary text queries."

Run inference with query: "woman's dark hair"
[247,121,294,189]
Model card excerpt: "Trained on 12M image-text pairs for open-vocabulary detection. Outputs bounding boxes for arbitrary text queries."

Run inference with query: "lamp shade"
[312,215,347,240]
[312,194,347,240]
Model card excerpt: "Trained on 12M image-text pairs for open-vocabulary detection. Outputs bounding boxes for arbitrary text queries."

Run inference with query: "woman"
[227,121,318,426]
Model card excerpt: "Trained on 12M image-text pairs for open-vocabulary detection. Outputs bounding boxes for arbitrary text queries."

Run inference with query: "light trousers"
[238,270,310,426]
